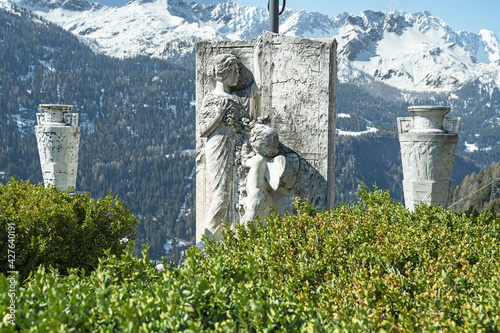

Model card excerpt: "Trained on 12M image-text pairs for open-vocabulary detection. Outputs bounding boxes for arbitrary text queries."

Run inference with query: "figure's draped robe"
[201,86,255,233]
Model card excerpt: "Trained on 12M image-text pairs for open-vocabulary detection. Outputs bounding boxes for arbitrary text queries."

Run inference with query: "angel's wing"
[265,155,286,191]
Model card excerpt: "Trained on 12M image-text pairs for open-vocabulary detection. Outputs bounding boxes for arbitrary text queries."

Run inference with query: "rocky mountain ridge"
[3,0,500,92]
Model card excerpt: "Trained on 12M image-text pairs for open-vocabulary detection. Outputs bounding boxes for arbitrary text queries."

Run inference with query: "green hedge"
[1,186,500,331]
[0,179,137,282]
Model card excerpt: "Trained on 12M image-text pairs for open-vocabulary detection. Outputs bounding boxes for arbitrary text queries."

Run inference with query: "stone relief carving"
[397,117,414,134]
[198,50,261,238]
[198,50,301,237]
[443,118,460,134]
[401,141,455,181]
[196,34,337,242]
[237,123,286,225]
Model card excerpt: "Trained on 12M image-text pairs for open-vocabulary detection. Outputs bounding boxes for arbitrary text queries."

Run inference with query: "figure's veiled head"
[211,54,240,86]
[250,124,279,157]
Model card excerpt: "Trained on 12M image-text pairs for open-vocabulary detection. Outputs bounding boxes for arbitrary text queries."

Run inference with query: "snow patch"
[464,142,478,152]
[12,113,35,137]
[336,127,378,136]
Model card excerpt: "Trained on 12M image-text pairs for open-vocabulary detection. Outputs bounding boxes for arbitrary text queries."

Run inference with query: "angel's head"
[249,124,279,158]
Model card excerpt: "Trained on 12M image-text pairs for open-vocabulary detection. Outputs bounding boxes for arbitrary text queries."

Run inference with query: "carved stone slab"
[196,32,337,242]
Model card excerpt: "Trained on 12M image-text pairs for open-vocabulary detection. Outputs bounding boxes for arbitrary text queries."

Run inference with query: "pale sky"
[95,0,500,37]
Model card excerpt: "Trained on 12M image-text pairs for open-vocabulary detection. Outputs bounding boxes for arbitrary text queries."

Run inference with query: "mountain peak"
[478,29,500,62]
[8,0,500,92]
[18,0,94,11]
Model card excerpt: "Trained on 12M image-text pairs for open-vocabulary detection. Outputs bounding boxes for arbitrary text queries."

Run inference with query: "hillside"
[7,0,500,92]
[6,0,498,164]
[0,8,196,258]
[449,161,500,213]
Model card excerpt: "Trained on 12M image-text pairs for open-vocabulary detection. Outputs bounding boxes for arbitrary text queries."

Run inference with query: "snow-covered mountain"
[333,10,500,92]
[3,0,500,92]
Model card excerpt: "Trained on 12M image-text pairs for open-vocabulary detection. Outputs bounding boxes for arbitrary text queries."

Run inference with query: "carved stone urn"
[35,104,80,191]
[398,106,461,211]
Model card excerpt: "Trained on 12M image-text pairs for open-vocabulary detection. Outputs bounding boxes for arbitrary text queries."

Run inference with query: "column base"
[403,180,451,211]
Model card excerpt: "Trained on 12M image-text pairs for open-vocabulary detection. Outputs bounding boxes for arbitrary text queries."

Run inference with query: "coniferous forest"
[1,7,498,259]
[0,9,195,258]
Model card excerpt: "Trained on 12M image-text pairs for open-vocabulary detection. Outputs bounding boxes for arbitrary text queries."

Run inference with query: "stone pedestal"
[398,106,461,211]
[196,32,337,242]
[35,104,80,191]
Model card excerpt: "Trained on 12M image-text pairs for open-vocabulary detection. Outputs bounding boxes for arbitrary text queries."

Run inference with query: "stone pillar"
[398,106,461,211]
[35,104,80,191]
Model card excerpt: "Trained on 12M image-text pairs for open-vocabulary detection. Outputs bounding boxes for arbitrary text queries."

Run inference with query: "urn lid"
[408,105,451,133]
[39,104,75,124]
[408,105,450,117]
[40,104,74,112]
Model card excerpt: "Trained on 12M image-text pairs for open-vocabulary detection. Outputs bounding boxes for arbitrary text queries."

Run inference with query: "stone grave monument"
[35,104,81,192]
[398,106,461,211]
[196,32,337,242]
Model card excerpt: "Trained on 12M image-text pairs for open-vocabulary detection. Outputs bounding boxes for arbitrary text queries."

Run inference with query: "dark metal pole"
[269,0,279,33]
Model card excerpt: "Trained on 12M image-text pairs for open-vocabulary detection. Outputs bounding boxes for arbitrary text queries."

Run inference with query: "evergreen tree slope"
[450,161,500,213]
[0,8,196,258]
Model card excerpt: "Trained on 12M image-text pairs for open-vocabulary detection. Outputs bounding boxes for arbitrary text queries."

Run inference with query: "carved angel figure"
[240,124,286,225]
[199,52,261,237]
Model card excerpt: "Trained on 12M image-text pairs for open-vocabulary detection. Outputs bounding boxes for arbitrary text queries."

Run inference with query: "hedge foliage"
[0,179,137,281]
[1,186,500,331]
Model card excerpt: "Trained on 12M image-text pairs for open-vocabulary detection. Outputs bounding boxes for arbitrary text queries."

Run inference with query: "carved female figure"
[199,51,261,237]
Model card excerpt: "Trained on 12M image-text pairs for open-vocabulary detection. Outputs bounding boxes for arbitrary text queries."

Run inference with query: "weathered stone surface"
[398,106,461,211]
[35,104,80,191]
[239,123,284,225]
[196,32,337,242]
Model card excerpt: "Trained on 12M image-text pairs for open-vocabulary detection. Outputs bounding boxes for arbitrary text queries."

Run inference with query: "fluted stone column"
[35,104,80,191]
[398,106,461,211]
